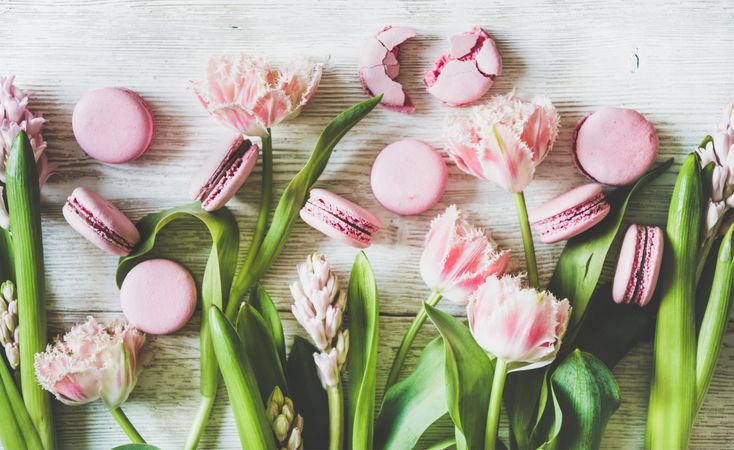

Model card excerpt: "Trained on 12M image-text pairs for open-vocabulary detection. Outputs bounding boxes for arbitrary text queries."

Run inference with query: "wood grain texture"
[0,0,733,448]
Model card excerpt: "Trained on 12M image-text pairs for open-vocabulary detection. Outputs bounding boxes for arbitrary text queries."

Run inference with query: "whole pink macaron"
[424,26,502,106]
[300,188,382,248]
[529,184,611,244]
[613,224,664,307]
[72,87,154,164]
[370,139,447,215]
[572,107,659,186]
[120,258,197,335]
[62,187,140,256]
[189,132,259,211]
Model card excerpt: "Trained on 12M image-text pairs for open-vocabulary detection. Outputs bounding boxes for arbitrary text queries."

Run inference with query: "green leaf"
[375,337,448,450]
[209,306,276,449]
[111,445,162,450]
[504,368,547,449]
[0,349,43,448]
[534,380,562,450]
[287,336,329,450]
[236,303,287,400]
[250,284,286,368]
[551,350,620,449]
[346,252,380,450]
[227,96,381,316]
[116,203,239,400]
[425,304,493,450]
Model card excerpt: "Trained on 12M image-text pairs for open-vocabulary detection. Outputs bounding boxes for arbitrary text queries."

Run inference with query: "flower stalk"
[485,358,508,450]
[327,384,344,450]
[109,406,146,444]
[514,191,539,288]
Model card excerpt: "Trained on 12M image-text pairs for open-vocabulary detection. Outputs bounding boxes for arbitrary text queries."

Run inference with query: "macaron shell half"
[72,87,154,164]
[63,187,140,256]
[120,258,197,335]
[529,184,611,244]
[613,225,664,306]
[572,107,659,186]
[370,139,447,215]
[300,189,381,248]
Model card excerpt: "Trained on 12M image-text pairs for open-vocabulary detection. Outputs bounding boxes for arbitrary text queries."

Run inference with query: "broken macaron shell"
[359,25,416,113]
[300,188,382,248]
[62,187,141,256]
[424,26,502,107]
[189,131,259,212]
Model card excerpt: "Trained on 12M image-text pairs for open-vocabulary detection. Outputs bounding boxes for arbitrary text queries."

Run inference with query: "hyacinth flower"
[0,75,54,229]
[290,253,348,450]
[384,205,510,390]
[266,386,304,450]
[0,281,19,370]
[466,275,570,450]
[444,91,559,288]
[35,317,150,443]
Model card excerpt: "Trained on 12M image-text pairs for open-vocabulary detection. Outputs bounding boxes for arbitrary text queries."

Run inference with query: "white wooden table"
[1,0,733,448]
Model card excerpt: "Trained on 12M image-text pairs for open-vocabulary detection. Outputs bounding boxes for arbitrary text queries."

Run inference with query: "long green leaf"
[346,252,380,450]
[287,336,329,450]
[425,305,493,450]
[209,306,275,449]
[236,303,287,400]
[0,352,42,448]
[375,336,447,450]
[250,284,286,368]
[6,131,55,449]
[0,364,26,450]
[551,350,620,449]
[227,96,381,317]
[504,368,547,449]
[534,379,562,450]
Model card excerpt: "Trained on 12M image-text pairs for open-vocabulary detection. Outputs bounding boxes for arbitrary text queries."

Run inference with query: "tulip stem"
[184,395,215,450]
[485,358,508,450]
[109,406,146,444]
[514,192,539,288]
[327,383,344,450]
[383,290,443,392]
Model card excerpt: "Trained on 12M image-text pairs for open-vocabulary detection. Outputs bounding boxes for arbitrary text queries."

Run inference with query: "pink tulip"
[444,91,559,193]
[420,205,510,305]
[35,317,149,408]
[467,275,570,372]
[193,54,322,138]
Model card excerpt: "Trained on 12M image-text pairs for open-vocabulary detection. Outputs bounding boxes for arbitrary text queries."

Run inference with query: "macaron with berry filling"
[613,224,664,307]
[529,183,611,244]
[63,187,140,256]
[300,188,382,248]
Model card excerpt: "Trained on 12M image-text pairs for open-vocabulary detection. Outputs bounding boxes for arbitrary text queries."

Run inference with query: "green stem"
[514,192,539,288]
[485,359,508,450]
[109,406,145,444]
[383,290,442,392]
[0,354,42,449]
[226,130,273,319]
[327,383,344,450]
[184,395,215,450]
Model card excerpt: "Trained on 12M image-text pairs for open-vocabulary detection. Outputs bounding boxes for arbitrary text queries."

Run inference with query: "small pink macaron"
[529,184,611,244]
[359,25,417,113]
[300,188,382,248]
[613,225,664,307]
[72,87,155,164]
[572,107,659,186]
[120,258,197,335]
[189,132,259,211]
[370,139,447,215]
[424,26,502,106]
[62,187,140,256]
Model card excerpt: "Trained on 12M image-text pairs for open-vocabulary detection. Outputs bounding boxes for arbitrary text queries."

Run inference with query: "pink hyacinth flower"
[467,275,570,372]
[193,54,322,138]
[444,91,559,193]
[35,317,149,408]
[420,205,510,305]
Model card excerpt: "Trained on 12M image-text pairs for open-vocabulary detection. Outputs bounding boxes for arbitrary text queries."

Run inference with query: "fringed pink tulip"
[420,205,510,304]
[35,317,149,443]
[193,54,322,138]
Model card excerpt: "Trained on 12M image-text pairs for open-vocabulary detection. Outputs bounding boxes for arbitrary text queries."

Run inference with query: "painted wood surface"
[1,0,733,448]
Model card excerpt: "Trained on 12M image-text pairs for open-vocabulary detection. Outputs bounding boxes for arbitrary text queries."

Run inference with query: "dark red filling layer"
[66,198,133,251]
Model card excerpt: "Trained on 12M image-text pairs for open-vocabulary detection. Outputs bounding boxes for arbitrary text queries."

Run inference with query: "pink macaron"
[529,184,611,244]
[571,107,659,186]
[612,224,664,307]
[189,132,259,211]
[424,26,502,107]
[63,187,141,256]
[370,139,447,215]
[72,87,154,164]
[120,258,197,335]
[359,25,416,113]
[300,189,382,248]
